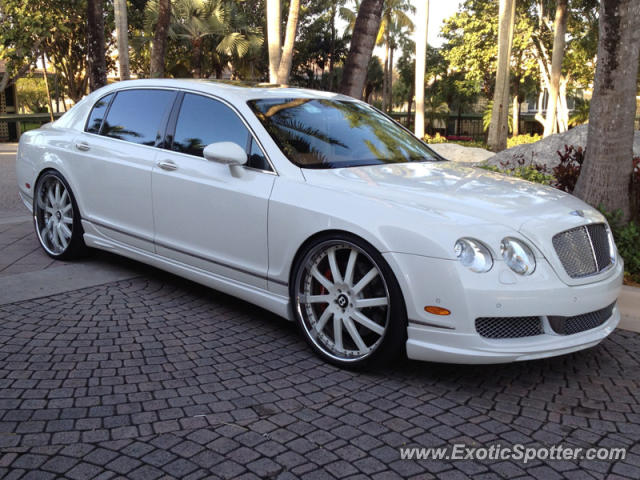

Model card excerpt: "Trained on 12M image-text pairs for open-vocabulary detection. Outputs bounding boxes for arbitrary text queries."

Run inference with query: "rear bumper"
[383,252,623,364]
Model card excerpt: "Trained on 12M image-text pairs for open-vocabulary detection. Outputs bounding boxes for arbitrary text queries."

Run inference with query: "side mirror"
[203,142,247,166]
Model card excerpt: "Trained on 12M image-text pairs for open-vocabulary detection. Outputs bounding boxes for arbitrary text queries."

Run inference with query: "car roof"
[98,78,356,103]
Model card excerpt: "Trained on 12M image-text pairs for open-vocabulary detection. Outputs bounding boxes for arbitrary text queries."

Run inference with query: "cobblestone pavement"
[0,143,24,219]
[0,221,71,277]
[0,274,639,479]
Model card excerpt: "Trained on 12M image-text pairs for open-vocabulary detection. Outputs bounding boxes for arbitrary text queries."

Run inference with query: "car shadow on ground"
[103,251,640,386]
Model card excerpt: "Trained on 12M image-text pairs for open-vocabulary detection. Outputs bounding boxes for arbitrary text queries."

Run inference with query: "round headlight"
[500,237,536,275]
[454,238,493,273]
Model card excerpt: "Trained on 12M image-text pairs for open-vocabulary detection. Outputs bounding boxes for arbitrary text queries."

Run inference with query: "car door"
[152,92,276,289]
[69,88,176,252]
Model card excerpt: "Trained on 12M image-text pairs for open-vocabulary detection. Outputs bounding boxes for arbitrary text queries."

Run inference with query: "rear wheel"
[33,171,87,260]
[291,234,407,368]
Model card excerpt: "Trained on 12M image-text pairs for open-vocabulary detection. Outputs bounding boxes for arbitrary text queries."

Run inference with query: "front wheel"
[291,234,407,368]
[33,171,87,260]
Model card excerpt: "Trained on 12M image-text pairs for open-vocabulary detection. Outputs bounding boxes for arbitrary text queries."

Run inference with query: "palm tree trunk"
[267,0,282,83]
[387,44,394,112]
[543,0,568,138]
[487,0,516,152]
[382,37,389,111]
[87,0,107,91]
[114,0,130,80]
[574,0,640,221]
[512,73,520,136]
[414,1,429,138]
[150,0,171,78]
[339,0,384,99]
[276,0,300,85]
[512,94,520,136]
[191,38,203,78]
[41,53,54,122]
[329,1,336,89]
[558,76,569,131]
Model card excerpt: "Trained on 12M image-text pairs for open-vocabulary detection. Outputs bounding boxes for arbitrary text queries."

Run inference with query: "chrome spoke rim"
[296,241,390,362]
[35,176,73,255]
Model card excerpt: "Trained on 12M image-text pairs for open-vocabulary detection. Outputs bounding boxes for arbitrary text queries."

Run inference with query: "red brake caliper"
[317,267,333,314]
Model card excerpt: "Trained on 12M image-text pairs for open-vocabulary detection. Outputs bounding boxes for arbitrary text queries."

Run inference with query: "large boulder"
[429,143,494,164]
[483,125,640,169]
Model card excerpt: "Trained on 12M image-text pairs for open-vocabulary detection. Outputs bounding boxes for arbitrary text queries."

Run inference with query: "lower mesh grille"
[476,317,544,339]
[548,302,616,335]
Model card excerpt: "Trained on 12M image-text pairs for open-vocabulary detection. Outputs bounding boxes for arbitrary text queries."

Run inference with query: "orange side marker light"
[425,306,451,316]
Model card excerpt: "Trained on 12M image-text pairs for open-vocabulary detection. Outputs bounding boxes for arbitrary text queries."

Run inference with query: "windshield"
[247,98,442,169]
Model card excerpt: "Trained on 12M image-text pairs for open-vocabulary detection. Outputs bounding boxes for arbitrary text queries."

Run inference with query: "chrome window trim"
[169,88,278,175]
[80,85,278,176]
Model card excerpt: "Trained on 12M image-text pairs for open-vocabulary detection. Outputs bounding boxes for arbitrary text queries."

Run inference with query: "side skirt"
[82,220,292,321]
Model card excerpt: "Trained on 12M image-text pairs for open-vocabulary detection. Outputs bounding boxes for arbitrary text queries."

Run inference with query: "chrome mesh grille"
[476,317,544,339]
[587,224,612,271]
[552,223,612,278]
[548,302,616,335]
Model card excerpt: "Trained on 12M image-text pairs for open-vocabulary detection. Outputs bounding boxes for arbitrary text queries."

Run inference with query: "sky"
[424,0,464,47]
[368,0,463,60]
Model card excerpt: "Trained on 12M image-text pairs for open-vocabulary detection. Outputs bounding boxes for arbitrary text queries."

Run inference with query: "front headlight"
[500,237,536,275]
[454,238,493,273]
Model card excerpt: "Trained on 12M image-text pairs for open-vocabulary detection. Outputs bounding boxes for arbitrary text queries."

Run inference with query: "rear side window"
[85,93,113,134]
[172,93,249,158]
[102,89,175,146]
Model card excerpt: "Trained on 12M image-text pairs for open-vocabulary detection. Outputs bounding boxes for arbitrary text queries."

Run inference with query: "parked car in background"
[16,80,623,367]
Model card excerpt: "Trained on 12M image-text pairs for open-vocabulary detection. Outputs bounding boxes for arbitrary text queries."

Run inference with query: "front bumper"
[383,252,623,364]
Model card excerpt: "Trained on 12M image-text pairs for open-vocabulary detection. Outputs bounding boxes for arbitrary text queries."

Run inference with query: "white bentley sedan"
[16,79,623,367]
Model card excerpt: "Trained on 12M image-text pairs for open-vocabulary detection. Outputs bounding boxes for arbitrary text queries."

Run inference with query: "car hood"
[301,161,603,234]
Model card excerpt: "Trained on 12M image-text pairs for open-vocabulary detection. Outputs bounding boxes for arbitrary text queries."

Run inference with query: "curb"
[619,285,640,333]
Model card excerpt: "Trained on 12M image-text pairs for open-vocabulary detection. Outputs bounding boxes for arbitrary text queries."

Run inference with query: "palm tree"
[276,0,300,84]
[377,0,414,112]
[339,0,385,99]
[87,0,107,90]
[145,0,262,78]
[543,0,567,137]
[150,0,171,77]
[339,0,360,35]
[266,0,281,83]
[574,0,640,221]
[364,55,384,102]
[487,0,516,152]
[423,95,449,134]
[414,0,428,137]
[114,0,130,80]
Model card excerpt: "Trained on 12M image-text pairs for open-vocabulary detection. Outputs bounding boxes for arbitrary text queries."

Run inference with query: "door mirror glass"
[203,142,248,166]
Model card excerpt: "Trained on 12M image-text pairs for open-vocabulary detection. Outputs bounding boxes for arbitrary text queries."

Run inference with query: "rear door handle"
[75,142,90,151]
[157,160,178,171]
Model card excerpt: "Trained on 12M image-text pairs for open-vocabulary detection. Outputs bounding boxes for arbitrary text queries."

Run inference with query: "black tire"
[290,232,407,369]
[33,170,88,260]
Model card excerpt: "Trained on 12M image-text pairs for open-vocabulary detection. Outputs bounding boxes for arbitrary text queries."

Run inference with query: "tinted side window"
[102,89,175,145]
[85,93,114,134]
[172,93,249,158]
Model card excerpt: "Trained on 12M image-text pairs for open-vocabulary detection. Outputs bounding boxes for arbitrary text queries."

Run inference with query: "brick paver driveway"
[1,270,639,479]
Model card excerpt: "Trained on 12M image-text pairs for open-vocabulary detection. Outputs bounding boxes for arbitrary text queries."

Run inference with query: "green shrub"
[601,210,640,283]
[424,133,448,144]
[478,164,555,185]
[16,76,49,113]
[507,134,541,149]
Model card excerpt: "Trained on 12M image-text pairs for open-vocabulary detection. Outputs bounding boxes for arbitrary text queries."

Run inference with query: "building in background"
[0,61,19,141]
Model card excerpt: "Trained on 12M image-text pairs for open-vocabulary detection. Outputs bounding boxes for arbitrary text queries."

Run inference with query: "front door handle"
[157,160,178,171]
[75,142,90,151]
